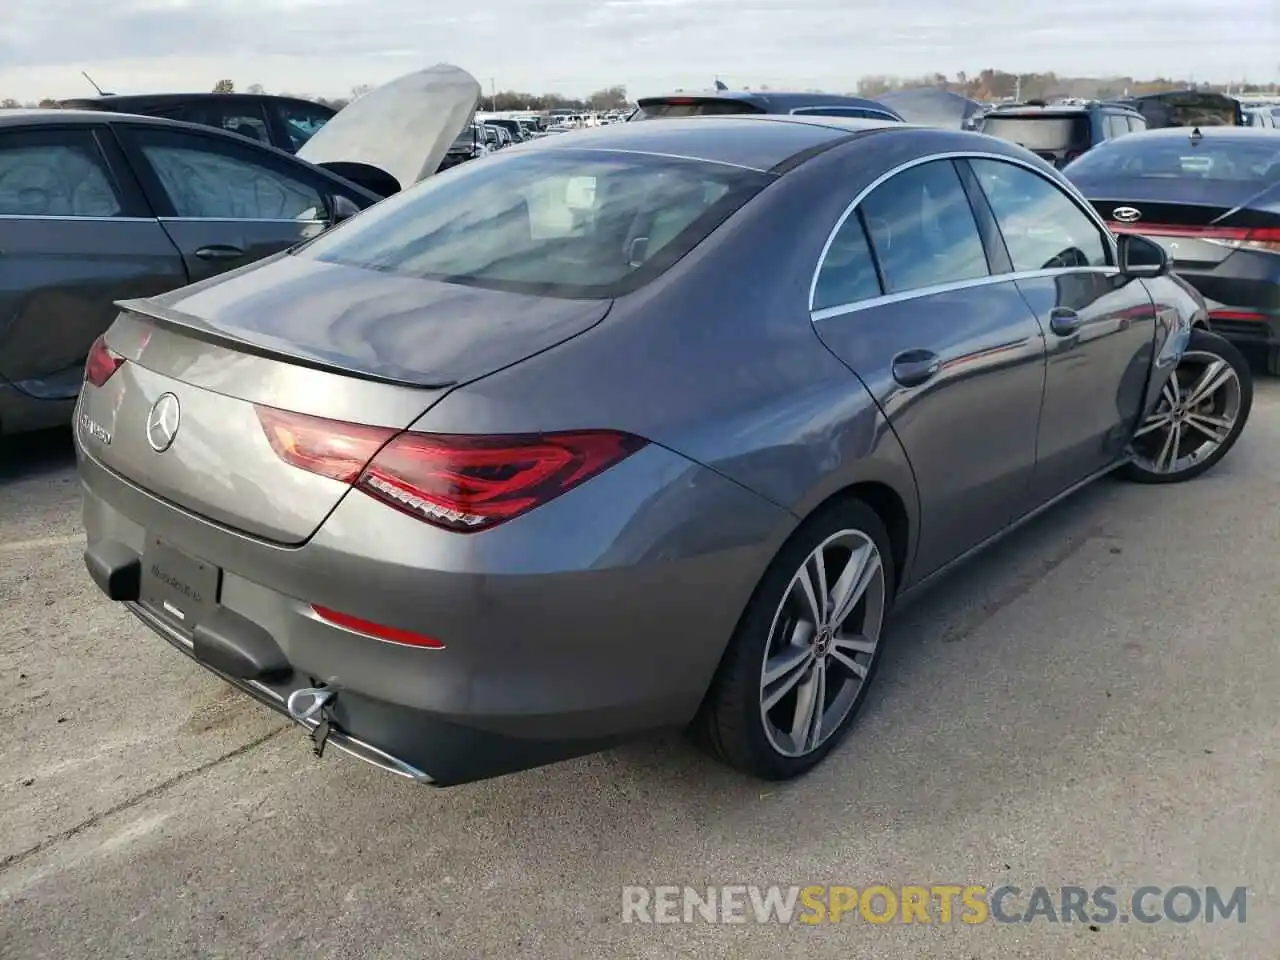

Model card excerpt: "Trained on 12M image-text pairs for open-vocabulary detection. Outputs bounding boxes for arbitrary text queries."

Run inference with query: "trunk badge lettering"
[78,411,112,446]
[146,393,181,453]
[1113,206,1142,223]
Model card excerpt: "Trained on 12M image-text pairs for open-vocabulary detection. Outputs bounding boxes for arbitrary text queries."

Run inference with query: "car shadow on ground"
[0,427,76,486]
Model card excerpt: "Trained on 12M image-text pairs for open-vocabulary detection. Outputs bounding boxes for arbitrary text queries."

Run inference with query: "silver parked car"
[77,116,1252,786]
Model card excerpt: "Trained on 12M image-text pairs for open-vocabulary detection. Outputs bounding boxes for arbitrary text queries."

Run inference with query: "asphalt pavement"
[2,379,1279,959]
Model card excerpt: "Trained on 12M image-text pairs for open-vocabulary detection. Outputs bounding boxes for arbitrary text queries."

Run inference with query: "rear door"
[966,157,1156,503]
[0,124,184,400]
[113,122,338,283]
[809,157,1046,577]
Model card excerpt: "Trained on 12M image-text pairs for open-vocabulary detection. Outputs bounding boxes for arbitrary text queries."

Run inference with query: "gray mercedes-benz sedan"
[77,115,1252,786]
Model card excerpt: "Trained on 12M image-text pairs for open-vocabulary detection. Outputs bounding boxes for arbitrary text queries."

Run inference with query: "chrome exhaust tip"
[286,686,335,722]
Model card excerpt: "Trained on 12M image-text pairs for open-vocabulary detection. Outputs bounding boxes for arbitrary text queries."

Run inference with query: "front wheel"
[1119,328,1252,484]
[693,498,895,781]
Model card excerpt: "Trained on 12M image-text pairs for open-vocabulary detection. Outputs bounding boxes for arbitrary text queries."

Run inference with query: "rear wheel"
[1120,329,1252,484]
[694,499,895,780]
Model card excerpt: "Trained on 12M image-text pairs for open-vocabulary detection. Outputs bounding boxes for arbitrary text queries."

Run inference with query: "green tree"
[212,79,235,94]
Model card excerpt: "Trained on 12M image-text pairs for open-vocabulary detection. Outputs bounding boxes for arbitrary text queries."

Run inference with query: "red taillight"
[1107,221,1280,253]
[255,405,396,483]
[1210,309,1268,322]
[84,335,125,387]
[254,405,647,532]
[311,604,445,649]
[357,429,648,531]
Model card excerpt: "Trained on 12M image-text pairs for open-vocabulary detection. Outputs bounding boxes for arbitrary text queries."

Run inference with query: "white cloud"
[1,0,1276,101]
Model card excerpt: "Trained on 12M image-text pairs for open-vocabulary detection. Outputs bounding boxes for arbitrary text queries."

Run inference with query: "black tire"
[693,497,896,781]
[1119,328,1252,485]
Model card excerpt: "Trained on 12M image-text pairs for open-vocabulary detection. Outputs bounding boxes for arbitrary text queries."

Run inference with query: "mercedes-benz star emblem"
[146,393,181,452]
[1112,206,1142,223]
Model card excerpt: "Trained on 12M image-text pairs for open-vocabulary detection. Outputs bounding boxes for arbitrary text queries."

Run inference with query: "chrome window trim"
[811,266,1120,322]
[807,150,1122,315]
[541,146,766,172]
[157,216,327,225]
[0,214,154,222]
[790,106,899,122]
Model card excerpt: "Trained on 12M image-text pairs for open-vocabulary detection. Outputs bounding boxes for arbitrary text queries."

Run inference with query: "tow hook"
[286,686,338,759]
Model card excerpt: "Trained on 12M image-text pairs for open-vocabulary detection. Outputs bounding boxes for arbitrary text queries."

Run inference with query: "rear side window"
[813,213,882,310]
[274,101,334,151]
[982,115,1091,150]
[300,149,768,298]
[1126,115,1147,134]
[969,158,1111,270]
[858,159,989,294]
[795,107,895,120]
[184,102,271,145]
[1105,115,1129,139]
[633,98,760,120]
[0,131,122,217]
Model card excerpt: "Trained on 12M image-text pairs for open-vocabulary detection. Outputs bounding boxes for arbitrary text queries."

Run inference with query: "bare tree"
[246,83,265,95]
[0,98,20,109]
[350,83,373,101]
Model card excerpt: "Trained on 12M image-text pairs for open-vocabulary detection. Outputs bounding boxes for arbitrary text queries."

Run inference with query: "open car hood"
[877,87,984,128]
[1122,91,1243,128]
[297,64,482,191]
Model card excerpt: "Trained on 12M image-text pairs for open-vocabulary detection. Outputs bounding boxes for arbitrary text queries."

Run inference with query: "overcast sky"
[1,0,1277,102]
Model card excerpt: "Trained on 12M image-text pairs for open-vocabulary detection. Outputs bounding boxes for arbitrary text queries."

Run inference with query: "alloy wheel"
[1130,350,1243,476]
[758,529,887,758]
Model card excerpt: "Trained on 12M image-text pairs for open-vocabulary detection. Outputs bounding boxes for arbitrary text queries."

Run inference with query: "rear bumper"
[77,434,792,784]
[1172,266,1280,348]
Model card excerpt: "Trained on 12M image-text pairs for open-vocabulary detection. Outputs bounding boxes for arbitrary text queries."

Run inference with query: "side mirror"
[327,193,362,227]
[1117,233,1171,279]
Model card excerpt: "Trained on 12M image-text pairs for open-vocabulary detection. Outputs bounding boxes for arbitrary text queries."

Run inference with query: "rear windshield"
[1064,137,1280,182]
[298,149,768,298]
[982,115,1090,150]
[633,98,761,120]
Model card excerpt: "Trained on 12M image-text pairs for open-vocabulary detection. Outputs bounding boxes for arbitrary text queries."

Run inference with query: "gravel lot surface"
[3,377,1278,959]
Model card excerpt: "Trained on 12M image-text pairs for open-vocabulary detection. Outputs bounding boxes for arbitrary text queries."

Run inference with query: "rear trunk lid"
[1072,177,1280,267]
[81,254,611,543]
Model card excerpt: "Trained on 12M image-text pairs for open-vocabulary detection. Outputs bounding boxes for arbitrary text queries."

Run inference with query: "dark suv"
[630,90,903,122]
[979,101,1147,168]
[58,93,337,154]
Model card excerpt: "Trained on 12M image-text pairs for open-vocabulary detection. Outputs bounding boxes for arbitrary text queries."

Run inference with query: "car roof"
[637,90,895,112]
[58,92,332,111]
[519,114,905,172]
[0,107,276,131]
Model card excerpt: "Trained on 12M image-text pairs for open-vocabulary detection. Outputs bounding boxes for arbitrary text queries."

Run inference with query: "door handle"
[891,349,942,388]
[1049,306,1083,336]
[194,244,246,262]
